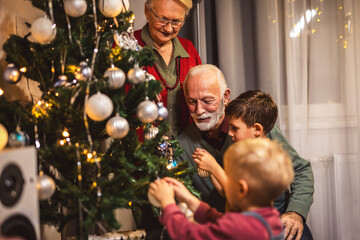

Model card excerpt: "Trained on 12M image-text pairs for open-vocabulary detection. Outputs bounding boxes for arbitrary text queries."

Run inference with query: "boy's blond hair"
[224,138,294,206]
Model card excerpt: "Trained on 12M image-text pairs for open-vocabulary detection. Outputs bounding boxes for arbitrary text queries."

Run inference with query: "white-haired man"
[176,64,314,240]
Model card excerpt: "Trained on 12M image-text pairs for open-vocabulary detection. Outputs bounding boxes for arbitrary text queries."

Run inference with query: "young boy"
[148,138,294,239]
[192,90,278,195]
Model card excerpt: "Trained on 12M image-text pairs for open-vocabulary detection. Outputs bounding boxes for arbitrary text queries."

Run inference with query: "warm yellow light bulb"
[0,88,4,96]
[62,130,70,137]
[60,140,65,145]
[20,67,27,73]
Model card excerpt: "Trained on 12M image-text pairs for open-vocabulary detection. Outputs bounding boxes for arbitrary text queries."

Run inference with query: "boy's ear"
[238,179,249,198]
[253,123,264,138]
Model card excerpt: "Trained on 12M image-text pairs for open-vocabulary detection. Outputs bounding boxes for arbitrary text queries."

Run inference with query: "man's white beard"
[191,98,225,131]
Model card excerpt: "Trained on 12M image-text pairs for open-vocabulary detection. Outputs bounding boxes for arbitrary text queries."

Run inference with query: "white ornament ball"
[99,0,129,18]
[137,99,159,123]
[104,66,126,90]
[85,92,114,121]
[0,123,8,151]
[148,191,161,208]
[37,173,56,200]
[64,0,87,18]
[31,17,56,44]
[127,67,146,85]
[157,102,168,121]
[146,72,156,82]
[3,64,21,84]
[106,115,129,139]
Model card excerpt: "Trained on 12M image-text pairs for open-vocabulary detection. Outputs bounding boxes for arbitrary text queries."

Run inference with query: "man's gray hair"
[184,64,228,96]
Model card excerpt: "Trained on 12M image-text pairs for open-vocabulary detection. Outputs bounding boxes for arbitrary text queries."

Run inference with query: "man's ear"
[253,123,264,138]
[238,179,249,198]
[145,5,150,21]
[223,88,231,106]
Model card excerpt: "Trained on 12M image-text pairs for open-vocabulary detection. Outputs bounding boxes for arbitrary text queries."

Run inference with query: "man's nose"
[195,101,205,115]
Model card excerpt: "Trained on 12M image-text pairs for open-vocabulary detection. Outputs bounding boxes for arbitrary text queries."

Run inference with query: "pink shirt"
[159,202,283,240]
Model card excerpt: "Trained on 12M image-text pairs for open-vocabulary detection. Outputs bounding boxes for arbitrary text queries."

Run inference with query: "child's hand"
[148,179,175,208]
[192,148,220,173]
[164,177,200,212]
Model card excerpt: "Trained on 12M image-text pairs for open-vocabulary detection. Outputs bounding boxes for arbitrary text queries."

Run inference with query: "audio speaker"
[0,146,40,240]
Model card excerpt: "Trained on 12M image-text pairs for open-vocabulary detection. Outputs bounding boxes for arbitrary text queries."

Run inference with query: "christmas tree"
[0,0,197,238]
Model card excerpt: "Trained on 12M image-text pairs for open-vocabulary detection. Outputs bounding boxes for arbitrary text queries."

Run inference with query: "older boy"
[149,138,294,240]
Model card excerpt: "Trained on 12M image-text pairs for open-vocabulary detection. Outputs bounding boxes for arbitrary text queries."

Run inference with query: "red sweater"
[159,202,284,240]
[134,30,202,132]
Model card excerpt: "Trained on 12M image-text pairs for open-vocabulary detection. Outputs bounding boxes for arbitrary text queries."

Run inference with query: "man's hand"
[281,212,304,240]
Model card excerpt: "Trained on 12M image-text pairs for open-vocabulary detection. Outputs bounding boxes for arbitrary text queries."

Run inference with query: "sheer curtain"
[213,0,360,239]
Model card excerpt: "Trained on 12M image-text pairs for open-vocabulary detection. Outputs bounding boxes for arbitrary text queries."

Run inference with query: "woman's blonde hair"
[145,0,193,15]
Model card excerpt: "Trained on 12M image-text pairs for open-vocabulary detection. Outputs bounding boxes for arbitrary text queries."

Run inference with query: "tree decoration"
[54,74,68,87]
[75,61,92,81]
[30,16,56,44]
[106,114,129,139]
[8,126,30,148]
[198,168,211,178]
[85,92,113,121]
[3,64,21,84]
[37,171,56,200]
[63,0,87,18]
[144,126,159,140]
[127,65,146,85]
[104,65,126,90]
[137,97,159,123]
[0,123,8,151]
[99,0,129,18]
[157,102,168,121]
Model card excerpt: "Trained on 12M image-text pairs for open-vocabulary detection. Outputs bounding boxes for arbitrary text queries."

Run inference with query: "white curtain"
[215,0,360,239]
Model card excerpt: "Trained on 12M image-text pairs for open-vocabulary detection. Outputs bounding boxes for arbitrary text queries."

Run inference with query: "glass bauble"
[85,92,114,121]
[137,98,158,123]
[104,66,126,90]
[8,128,30,148]
[31,17,56,44]
[106,115,129,139]
[127,67,146,85]
[64,0,87,18]
[3,64,21,84]
[37,173,56,200]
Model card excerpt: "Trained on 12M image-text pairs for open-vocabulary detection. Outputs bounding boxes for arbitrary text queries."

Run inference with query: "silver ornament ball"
[127,67,146,85]
[157,102,168,121]
[37,173,56,200]
[75,61,92,81]
[3,64,21,84]
[137,99,159,123]
[8,128,30,148]
[85,92,114,121]
[31,17,56,44]
[104,66,126,90]
[144,127,159,140]
[64,0,87,18]
[106,115,129,139]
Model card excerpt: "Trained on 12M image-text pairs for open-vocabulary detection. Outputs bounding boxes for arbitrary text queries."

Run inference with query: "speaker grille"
[0,163,24,207]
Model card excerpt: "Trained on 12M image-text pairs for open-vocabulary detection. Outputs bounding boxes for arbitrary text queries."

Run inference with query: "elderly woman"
[134,0,201,137]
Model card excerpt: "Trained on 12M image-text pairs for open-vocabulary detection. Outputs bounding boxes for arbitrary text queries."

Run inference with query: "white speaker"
[0,146,40,240]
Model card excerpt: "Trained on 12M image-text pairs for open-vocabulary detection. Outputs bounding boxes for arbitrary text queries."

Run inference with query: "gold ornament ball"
[3,64,21,84]
[106,115,129,139]
[0,123,8,151]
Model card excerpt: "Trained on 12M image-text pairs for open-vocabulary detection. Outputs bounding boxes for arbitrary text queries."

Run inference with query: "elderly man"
[176,64,314,240]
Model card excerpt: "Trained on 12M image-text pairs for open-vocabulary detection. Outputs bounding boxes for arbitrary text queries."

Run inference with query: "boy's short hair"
[224,138,294,206]
[225,90,278,134]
